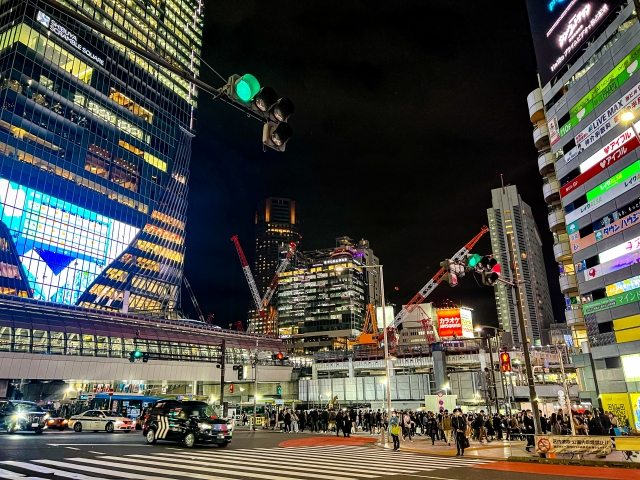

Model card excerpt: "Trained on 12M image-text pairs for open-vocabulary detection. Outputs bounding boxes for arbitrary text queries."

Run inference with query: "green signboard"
[586,161,640,201]
[557,44,640,139]
[583,287,640,315]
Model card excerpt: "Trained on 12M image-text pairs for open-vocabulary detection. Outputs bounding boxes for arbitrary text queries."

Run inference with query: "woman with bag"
[389,411,401,451]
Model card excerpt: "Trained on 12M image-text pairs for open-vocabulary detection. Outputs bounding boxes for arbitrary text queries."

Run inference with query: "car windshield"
[15,403,43,413]
[181,404,216,419]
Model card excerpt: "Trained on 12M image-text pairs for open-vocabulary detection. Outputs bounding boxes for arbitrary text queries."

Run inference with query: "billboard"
[437,308,463,337]
[525,0,624,85]
[0,177,138,305]
[460,308,475,339]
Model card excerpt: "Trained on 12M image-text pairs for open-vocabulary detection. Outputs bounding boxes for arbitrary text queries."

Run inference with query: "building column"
[191,380,198,396]
[432,343,448,392]
[348,357,354,378]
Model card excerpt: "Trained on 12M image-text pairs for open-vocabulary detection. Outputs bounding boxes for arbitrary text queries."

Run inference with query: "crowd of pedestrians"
[246,405,625,456]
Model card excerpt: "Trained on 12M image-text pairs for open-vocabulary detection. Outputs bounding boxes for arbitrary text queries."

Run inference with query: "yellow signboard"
[630,393,640,433]
[601,393,633,429]
[535,435,612,455]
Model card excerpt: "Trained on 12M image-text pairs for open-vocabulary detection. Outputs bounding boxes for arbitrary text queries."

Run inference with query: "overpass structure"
[0,295,292,399]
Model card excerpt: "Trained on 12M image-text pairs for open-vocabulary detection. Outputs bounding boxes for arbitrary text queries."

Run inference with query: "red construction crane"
[380,226,489,348]
[231,236,296,334]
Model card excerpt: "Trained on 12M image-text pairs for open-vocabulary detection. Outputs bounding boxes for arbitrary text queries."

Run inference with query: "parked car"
[69,410,134,433]
[0,401,48,434]
[143,400,231,447]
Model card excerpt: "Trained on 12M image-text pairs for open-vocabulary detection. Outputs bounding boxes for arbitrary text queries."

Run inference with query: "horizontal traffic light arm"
[41,0,268,124]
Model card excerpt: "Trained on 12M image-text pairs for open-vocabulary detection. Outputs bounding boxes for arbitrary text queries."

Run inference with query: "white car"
[69,410,134,433]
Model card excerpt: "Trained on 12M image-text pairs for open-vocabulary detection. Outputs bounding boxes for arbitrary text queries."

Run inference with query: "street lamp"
[621,110,640,143]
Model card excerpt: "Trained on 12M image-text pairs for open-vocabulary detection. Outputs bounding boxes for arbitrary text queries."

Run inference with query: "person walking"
[389,411,401,451]
[342,411,352,438]
[442,411,452,446]
[524,409,535,452]
[335,410,344,438]
[452,409,467,456]
[427,412,438,445]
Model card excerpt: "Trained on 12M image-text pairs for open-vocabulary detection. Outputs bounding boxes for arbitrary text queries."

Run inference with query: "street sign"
[108,392,113,397]
[437,391,443,398]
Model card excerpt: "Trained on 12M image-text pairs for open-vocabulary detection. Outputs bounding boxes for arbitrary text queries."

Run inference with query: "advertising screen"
[524,0,624,85]
[0,177,138,305]
[437,308,463,337]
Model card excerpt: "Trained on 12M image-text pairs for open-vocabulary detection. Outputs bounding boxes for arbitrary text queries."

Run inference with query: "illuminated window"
[109,88,154,124]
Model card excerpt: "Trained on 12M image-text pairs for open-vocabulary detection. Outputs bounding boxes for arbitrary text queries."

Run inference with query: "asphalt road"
[0,429,633,480]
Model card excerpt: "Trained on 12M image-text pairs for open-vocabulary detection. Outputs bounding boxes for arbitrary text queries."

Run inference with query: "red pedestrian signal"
[500,352,512,372]
[229,383,234,394]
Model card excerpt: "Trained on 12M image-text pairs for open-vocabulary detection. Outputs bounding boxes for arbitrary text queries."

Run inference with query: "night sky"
[183,0,564,330]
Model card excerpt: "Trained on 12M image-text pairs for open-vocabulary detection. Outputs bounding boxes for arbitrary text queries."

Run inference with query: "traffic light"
[129,350,143,362]
[229,383,234,394]
[500,352,512,372]
[263,121,293,152]
[440,260,458,287]
[478,255,501,285]
[237,366,244,381]
[142,352,149,363]
[228,74,261,103]
[277,384,282,395]
[465,253,482,268]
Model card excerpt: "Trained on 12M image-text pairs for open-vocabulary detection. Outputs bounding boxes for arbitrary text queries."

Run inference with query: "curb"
[508,455,640,470]
[374,442,506,461]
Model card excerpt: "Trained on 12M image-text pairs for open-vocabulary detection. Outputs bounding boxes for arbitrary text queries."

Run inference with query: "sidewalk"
[377,433,639,466]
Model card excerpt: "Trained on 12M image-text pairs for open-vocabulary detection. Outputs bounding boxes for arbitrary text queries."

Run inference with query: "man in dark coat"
[335,410,344,437]
[524,409,535,452]
[342,412,352,437]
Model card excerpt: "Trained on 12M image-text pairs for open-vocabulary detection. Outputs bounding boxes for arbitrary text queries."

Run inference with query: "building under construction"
[276,237,381,353]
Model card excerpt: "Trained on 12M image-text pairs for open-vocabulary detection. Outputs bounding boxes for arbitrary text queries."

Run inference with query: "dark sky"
[183,0,564,329]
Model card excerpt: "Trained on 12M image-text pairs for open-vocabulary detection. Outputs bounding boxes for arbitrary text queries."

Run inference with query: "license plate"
[31,422,39,427]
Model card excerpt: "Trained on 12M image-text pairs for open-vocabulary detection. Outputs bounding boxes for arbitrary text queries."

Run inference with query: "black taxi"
[142,400,231,448]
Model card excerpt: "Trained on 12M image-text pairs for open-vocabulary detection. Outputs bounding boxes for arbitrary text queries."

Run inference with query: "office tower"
[524,0,640,412]
[254,197,300,296]
[277,237,380,353]
[0,0,203,314]
[487,185,554,345]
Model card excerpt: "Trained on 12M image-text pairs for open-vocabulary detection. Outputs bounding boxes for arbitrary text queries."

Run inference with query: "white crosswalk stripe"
[0,446,494,479]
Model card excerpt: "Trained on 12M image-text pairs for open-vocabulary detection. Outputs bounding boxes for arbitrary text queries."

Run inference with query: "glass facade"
[0,0,203,315]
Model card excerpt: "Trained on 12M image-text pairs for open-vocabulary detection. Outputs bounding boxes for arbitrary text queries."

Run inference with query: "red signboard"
[437,308,462,337]
[561,135,639,198]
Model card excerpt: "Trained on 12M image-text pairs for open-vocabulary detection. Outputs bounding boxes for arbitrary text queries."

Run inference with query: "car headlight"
[43,414,50,420]
[197,423,211,430]
[14,413,25,421]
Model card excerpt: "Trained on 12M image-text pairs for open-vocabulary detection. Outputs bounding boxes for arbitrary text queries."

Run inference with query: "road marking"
[1,462,100,480]
[87,451,104,455]
[67,458,233,480]
[0,467,30,479]
[32,460,175,480]
[142,453,365,480]
[46,443,149,446]
[65,447,80,451]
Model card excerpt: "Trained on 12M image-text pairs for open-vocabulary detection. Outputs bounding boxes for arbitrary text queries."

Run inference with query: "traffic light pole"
[253,338,258,431]
[219,339,226,419]
[505,233,542,435]
[485,336,500,414]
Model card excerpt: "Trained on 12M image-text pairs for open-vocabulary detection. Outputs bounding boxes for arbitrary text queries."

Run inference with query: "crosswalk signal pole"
[253,338,258,431]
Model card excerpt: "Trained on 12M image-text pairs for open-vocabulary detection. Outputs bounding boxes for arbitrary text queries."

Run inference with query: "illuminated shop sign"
[583,249,640,281]
[525,0,624,85]
[36,11,105,67]
[459,308,474,339]
[0,177,138,304]
[565,161,640,223]
[569,209,640,253]
[606,273,640,296]
[437,308,463,337]
[583,286,640,314]
[549,45,640,144]
[586,161,640,201]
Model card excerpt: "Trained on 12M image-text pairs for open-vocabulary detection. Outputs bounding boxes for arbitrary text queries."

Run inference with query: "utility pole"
[506,233,542,434]
[253,338,258,431]
[486,336,500,414]
[219,339,226,418]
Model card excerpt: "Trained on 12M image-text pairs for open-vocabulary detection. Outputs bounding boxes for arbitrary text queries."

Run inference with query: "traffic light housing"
[479,256,501,285]
[277,384,282,395]
[129,350,143,362]
[500,352,512,372]
[228,74,261,103]
[142,352,149,363]
[237,366,244,381]
[465,253,482,268]
[263,121,293,152]
[229,383,234,394]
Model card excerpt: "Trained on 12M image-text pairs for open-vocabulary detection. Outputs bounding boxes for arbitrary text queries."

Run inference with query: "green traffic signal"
[467,253,482,268]
[134,350,143,358]
[236,74,260,102]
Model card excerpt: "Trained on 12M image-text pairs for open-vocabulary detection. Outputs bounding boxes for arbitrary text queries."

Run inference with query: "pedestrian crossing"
[0,446,494,479]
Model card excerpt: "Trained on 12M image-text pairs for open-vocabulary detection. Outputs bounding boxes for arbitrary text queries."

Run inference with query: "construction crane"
[352,304,379,346]
[231,235,264,317]
[183,276,205,322]
[380,226,489,348]
[231,236,296,334]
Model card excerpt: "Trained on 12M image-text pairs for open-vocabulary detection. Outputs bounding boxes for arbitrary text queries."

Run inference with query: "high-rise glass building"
[487,185,554,345]
[524,0,640,414]
[0,0,202,315]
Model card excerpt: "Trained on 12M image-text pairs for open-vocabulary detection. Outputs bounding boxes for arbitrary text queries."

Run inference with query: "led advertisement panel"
[437,308,463,337]
[583,249,640,281]
[525,0,625,85]
[569,209,640,253]
[0,177,138,304]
